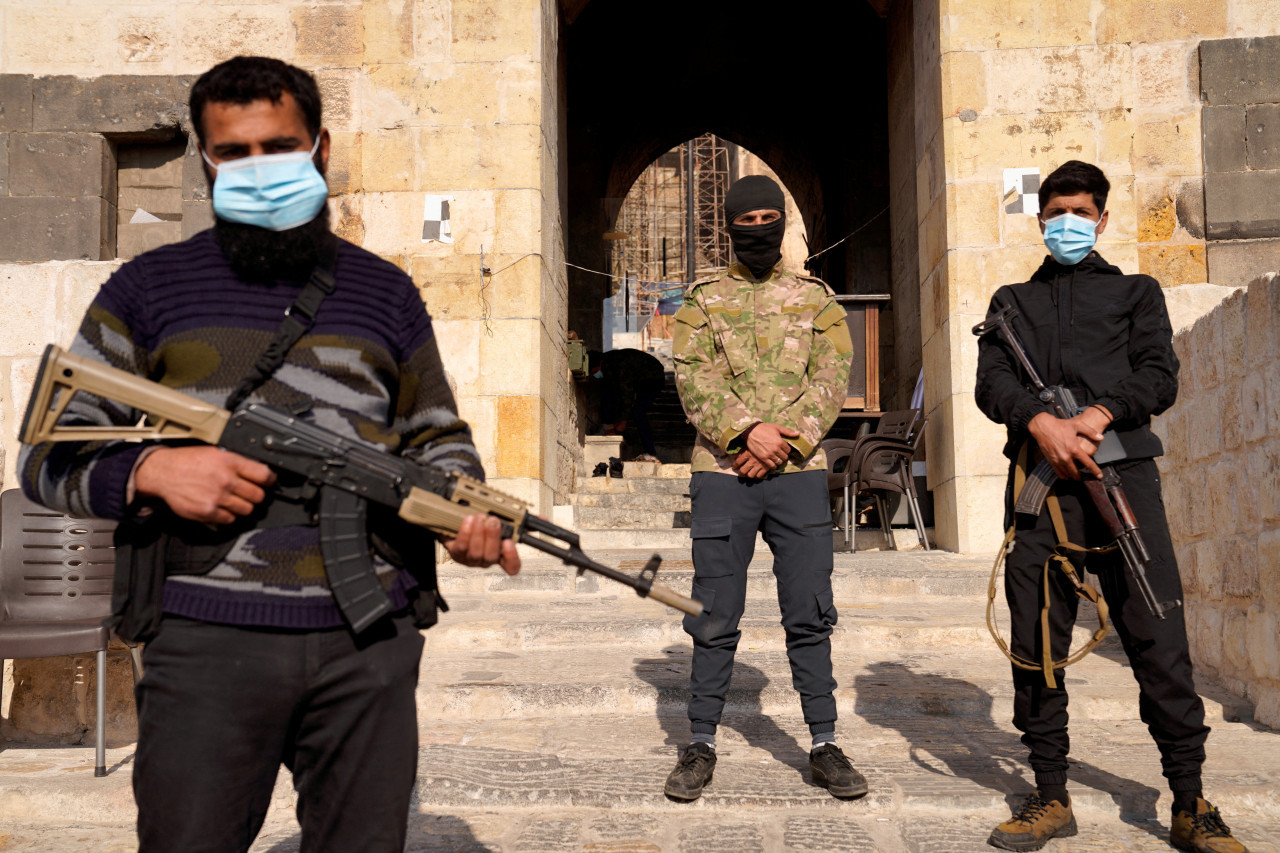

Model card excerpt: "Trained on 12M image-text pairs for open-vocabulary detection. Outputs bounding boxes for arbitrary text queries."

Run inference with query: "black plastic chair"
[0,489,139,776]
[821,439,860,547]
[850,418,931,551]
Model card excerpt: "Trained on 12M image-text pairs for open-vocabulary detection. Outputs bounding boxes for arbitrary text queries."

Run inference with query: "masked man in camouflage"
[664,175,862,801]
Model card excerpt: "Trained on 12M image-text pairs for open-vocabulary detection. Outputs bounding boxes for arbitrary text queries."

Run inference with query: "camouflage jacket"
[673,262,853,475]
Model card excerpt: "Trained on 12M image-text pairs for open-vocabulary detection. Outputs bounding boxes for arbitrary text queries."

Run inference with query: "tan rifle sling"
[986,443,1112,688]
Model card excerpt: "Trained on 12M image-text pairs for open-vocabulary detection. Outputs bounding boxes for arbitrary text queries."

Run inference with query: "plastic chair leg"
[875,494,895,550]
[906,483,931,550]
[94,648,106,777]
[843,483,852,547]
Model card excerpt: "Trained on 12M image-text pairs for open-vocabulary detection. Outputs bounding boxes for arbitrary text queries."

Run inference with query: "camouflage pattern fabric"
[673,262,853,475]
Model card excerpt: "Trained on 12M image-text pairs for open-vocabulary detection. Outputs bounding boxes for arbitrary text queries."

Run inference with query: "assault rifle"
[21,345,705,631]
[972,304,1180,620]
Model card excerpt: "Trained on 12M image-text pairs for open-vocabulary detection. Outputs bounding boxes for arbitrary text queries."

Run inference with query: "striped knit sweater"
[19,230,482,629]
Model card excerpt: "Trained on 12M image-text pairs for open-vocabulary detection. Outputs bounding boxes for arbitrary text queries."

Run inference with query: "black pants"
[1005,458,1208,791]
[134,614,425,853]
[683,470,839,735]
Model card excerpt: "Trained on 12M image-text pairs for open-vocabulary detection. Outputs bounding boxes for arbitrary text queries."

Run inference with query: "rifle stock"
[22,345,706,618]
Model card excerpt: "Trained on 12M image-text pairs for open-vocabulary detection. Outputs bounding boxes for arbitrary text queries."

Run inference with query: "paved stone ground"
[2,547,1278,852]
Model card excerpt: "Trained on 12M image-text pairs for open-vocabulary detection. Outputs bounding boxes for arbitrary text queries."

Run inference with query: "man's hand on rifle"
[442,514,522,575]
[134,445,276,525]
[1028,406,1112,481]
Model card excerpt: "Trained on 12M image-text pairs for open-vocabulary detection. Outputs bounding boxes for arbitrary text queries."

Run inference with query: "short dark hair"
[189,56,322,144]
[1038,160,1110,215]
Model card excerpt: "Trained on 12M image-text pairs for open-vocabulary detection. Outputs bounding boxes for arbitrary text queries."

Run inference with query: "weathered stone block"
[1227,0,1280,38]
[940,52,986,118]
[1134,111,1202,177]
[178,9,292,68]
[1247,104,1280,171]
[324,132,360,196]
[9,133,113,199]
[1138,182,1179,243]
[1206,240,1280,289]
[986,45,1131,116]
[118,143,184,189]
[939,3,1092,53]
[1138,244,1207,286]
[181,137,210,203]
[1259,444,1280,523]
[116,221,182,260]
[1260,528,1280,609]
[1205,170,1280,240]
[1133,43,1199,111]
[0,134,8,196]
[293,5,364,67]
[116,15,172,65]
[180,200,213,240]
[316,71,357,134]
[1098,0,1226,45]
[1244,273,1279,366]
[451,0,537,64]
[32,76,193,135]
[1201,105,1247,173]
[0,197,111,262]
[118,186,181,221]
[415,0,452,63]
[364,0,415,65]
[1200,35,1280,106]
[1241,371,1268,443]
[0,76,33,132]
[409,254,485,320]
[0,265,57,356]
[495,395,542,479]
[55,261,120,346]
[5,12,100,69]
[1222,607,1249,670]
[947,182,999,248]
[417,124,541,191]
[1266,361,1280,448]
[479,318,540,396]
[362,131,416,192]
[945,112,1103,184]
[1198,34,1280,104]
[1245,606,1278,681]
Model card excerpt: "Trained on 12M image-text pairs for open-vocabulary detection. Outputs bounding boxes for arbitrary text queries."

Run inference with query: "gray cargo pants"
[683,469,838,735]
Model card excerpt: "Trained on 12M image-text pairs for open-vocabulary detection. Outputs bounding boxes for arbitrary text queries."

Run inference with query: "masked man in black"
[976,160,1248,853]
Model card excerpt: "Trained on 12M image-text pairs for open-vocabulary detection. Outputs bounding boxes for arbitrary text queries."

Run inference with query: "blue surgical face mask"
[203,135,328,231]
[1042,212,1100,265]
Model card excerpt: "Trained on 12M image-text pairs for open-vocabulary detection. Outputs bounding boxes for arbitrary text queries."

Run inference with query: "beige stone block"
[1137,182,1179,243]
[917,194,947,285]
[947,182,1000,248]
[1001,207,1044,247]
[941,51,986,117]
[414,0,452,63]
[495,395,542,479]
[493,189,542,257]
[1260,443,1280,524]
[1132,43,1199,111]
[0,265,59,357]
[56,262,118,345]
[1245,275,1279,367]
[1245,607,1279,682]
[1228,0,1280,37]
[1242,371,1268,443]
[1133,111,1202,177]
[484,252,542,318]
[1098,176,1136,243]
[451,0,537,63]
[445,191,499,256]
[5,12,100,70]
[919,258,950,353]
[178,7,292,66]
[1221,377,1243,452]
[1222,536,1259,598]
[317,71,358,134]
[1222,606,1249,672]
[432,318,483,396]
[1259,528,1280,609]
[939,2,1092,52]
[1138,244,1208,286]
[1164,283,1241,336]
[325,132,361,195]
[362,130,417,192]
[418,125,541,191]
[484,476,542,508]
[1097,0,1226,44]
[946,112,1102,184]
[411,254,482,321]
[1265,363,1280,447]
[364,0,415,65]
[1096,108,1137,177]
[1188,391,1224,463]
[478,318,540,396]
[986,45,1132,116]
[293,5,363,67]
[114,14,173,65]
[950,473,1007,554]
[330,194,365,246]
[365,63,543,129]
[1093,240,1139,275]
[456,391,495,468]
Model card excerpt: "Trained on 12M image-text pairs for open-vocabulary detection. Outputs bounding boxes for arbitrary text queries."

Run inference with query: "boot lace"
[1010,793,1053,826]
[676,747,714,773]
[1190,806,1233,839]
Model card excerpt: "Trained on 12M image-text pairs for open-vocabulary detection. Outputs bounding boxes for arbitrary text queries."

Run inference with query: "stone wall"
[1200,35,1280,288]
[918,0,1280,552]
[1152,272,1280,729]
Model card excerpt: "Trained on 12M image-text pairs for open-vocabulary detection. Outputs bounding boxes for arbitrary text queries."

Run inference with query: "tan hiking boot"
[1172,799,1250,853]
[988,791,1077,851]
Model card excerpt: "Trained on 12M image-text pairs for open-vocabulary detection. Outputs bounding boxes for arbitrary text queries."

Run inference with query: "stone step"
[575,475,692,495]
[436,549,993,601]
[572,505,694,529]
[570,491,692,510]
[5,711,1279,853]
[426,593,1111,655]
[413,646,1253,726]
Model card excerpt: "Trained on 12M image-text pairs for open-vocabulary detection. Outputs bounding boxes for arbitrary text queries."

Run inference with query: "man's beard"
[214,204,332,283]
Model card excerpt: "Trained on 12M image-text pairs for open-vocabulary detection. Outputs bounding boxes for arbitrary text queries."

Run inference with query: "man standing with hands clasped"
[20,56,518,853]
[976,160,1249,852]
[664,175,861,801]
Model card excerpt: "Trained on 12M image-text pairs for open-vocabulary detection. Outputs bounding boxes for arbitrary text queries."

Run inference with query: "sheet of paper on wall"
[129,208,165,224]
[422,194,454,243]
[1003,168,1041,216]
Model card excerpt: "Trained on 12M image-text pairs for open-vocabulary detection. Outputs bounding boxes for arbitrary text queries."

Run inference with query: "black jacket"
[975,252,1179,461]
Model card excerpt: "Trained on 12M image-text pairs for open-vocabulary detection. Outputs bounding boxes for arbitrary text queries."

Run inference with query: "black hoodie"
[975,252,1179,461]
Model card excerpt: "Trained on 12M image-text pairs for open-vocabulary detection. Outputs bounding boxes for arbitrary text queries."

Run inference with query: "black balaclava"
[725,175,786,280]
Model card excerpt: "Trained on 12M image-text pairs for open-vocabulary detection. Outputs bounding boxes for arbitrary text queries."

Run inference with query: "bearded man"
[19,56,517,853]
[663,175,862,801]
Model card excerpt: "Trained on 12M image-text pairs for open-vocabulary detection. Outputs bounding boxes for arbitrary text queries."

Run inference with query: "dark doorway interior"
[564,1,893,376]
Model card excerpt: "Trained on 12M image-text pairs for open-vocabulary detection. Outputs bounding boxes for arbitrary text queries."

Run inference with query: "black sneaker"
[591,462,608,477]
[609,456,624,478]
[809,744,869,799]
[664,743,716,801]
